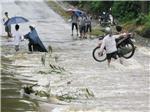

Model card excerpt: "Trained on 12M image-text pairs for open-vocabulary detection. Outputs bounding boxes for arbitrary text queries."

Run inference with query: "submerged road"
[1,1,150,112]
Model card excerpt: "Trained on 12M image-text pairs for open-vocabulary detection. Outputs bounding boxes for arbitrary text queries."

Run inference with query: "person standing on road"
[12,24,24,52]
[2,12,11,37]
[85,13,92,38]
[71,12,79,36]
[79,16,86,39]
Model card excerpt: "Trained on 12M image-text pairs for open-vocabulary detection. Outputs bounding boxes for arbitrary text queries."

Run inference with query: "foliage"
[57,94,76,102]
[23,84,50,97]
[91,26,104,37]
[112,1,141,22]
[69,1,149,21]
[67,1,150,37]
[135,13,146,25]
[140,13,150,38]
[70,1,113,15]
[46,1,70,20]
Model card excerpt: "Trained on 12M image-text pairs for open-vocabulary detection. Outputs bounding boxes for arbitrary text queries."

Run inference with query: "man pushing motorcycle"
[99,26,128,67]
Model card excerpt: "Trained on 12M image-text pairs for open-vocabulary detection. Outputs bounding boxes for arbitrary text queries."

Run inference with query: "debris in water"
[41,54,46,66]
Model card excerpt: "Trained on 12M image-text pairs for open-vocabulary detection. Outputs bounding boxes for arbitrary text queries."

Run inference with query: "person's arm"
[99,38,105,53]
[2,17,5,24]
[71,15,73,22]
[114,32,127,39]
[19,32,24,41]
[24,33,30,39]
[120,32,128,37]
[114,34,121,39]
[21,35,24,41]
[12,32,16,38]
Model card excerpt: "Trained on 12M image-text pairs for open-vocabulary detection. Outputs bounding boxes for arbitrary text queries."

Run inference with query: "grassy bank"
[46,1,70,21]
[91,25,104,37]
[123,13,150,38]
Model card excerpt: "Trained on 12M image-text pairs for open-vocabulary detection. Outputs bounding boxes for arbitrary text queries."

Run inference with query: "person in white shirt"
[12,24,23,52]
[99,27,123,66]
[3,12,11,37]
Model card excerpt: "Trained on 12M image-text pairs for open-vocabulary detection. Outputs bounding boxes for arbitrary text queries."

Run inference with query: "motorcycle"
[92,33,136,62]
[98,15,111,27]
[99,13,116,27]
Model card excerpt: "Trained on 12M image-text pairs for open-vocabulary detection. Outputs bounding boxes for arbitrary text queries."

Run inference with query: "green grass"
[122,13,150,38]
[143,13,150,30]
[46,1,70,21]
[91,26,104,37]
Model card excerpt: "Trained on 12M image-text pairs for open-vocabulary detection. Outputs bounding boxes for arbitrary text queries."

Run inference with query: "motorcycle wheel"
[118,41,135,59]
[92,46,107,62]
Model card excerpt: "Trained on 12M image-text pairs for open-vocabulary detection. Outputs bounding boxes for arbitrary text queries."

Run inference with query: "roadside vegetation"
[46,1,150,38]
[68,1,150,38]
[46,1,70,20]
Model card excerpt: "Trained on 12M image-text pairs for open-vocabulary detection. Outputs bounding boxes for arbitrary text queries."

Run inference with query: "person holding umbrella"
[2,12,11,37]
[71,11,79,36]
[4,16,29,51]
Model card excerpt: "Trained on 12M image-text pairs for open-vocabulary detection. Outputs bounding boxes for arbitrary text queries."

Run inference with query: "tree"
[140,1,150,14]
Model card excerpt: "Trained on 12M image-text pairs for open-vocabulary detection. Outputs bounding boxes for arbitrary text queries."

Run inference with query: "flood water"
[1,56,39,112]
[1,1,150,112]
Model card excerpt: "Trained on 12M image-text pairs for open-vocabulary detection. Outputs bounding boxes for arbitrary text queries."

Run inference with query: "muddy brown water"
[1,1,150,112]
[1,56,39,112]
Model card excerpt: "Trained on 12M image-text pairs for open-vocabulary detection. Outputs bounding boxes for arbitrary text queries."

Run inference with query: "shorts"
[15,45,19,52]
[5,25,11,32]
[106,51,121,60]
[72,23,78,30]
[86,24,92,32]
[79,26,86,34]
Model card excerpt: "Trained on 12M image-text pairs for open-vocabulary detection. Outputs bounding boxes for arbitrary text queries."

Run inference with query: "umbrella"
[4,16,29,26]
[67,8,85,17]
[74,9,84,17]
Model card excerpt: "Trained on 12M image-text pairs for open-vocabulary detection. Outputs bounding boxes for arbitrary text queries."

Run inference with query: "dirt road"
[1,1,149,112]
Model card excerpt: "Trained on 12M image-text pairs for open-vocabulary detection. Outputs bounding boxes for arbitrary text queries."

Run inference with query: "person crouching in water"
[99,27,123,67]
[24,26,36,52]
[12,24,24,52]
[24,26,47,53]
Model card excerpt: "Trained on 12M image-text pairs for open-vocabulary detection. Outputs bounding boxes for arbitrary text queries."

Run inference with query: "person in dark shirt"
[71,12,79,36]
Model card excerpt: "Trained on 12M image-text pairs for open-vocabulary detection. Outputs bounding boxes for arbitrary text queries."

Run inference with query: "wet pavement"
[1,1,150,112]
